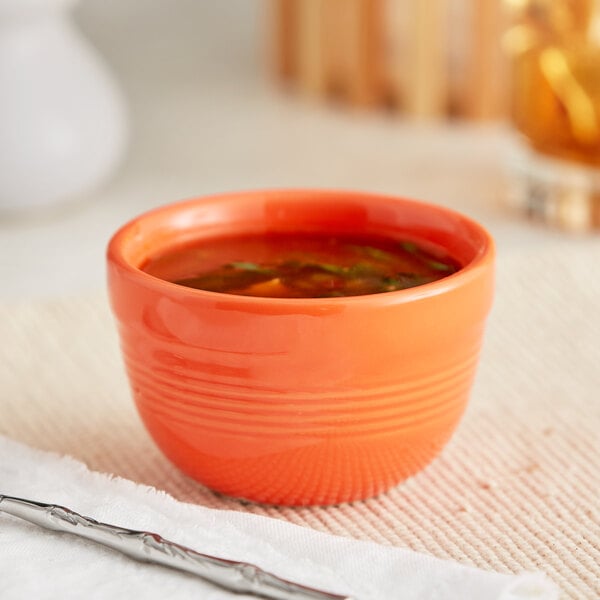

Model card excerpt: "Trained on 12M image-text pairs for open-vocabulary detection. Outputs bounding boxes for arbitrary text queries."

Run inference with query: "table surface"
[1,4,599,599]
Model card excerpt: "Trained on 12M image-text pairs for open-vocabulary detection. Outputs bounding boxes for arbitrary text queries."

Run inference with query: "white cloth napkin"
[0,435,557,600]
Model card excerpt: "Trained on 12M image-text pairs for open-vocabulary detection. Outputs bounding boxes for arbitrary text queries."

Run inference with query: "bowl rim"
[107,188,495,307]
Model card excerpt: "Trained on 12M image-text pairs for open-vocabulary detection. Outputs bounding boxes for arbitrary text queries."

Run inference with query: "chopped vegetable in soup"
[141,233,460,298]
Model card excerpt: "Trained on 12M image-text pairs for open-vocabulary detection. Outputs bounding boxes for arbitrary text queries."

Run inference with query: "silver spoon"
[0,494,353,600]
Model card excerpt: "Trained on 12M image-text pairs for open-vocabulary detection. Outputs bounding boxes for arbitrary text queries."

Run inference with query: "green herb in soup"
[142,233,460,298]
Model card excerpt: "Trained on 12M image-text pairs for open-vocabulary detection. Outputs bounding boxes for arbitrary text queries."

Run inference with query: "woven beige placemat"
[1,244,599,599]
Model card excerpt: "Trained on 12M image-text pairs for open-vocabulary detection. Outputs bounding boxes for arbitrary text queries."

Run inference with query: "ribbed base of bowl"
[140,411,457,505]
[122,336,478,505]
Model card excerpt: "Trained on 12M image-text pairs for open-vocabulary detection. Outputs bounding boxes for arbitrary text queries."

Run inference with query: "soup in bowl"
[107,189,494,506]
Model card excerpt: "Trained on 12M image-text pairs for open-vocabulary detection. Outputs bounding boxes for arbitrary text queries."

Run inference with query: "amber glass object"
[506,0,600,230]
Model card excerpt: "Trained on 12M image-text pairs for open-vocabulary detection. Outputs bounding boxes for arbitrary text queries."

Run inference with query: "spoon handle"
[0,494,353,600]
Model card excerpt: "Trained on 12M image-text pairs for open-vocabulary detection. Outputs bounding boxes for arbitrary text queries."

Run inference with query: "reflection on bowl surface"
[107,189,495,506]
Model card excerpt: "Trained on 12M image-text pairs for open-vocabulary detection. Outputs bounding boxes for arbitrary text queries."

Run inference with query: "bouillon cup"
[107,190,495,506]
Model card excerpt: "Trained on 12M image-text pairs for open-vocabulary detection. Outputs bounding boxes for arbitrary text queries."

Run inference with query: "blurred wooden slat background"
[271,0,509,120]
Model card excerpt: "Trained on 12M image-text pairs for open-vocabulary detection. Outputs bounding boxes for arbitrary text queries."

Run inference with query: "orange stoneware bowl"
[107,190,495,506]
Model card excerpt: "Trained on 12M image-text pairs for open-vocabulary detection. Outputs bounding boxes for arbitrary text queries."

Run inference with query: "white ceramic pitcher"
[0,0,127,212]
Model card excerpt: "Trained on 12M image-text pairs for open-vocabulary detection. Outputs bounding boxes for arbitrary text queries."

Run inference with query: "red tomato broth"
[141,232,462,298]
